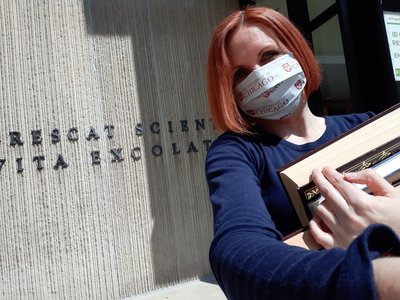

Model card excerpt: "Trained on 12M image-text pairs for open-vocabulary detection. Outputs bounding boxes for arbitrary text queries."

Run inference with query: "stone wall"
[0,0,237,298]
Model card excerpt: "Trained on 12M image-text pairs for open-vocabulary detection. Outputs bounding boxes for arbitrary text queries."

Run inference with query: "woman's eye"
[234,68,250,84]
[261,52,279,65]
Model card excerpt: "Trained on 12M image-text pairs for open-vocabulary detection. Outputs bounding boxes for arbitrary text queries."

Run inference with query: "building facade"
[0,0,238,298]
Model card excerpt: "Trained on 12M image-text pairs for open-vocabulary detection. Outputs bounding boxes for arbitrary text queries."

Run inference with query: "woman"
[205,6,400,299]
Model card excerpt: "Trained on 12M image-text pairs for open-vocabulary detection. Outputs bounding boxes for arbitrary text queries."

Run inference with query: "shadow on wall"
[81,0,230,291]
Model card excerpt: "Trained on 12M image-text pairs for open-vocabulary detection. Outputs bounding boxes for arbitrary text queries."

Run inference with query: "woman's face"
[227,24,307,122]
[228,24,285,87]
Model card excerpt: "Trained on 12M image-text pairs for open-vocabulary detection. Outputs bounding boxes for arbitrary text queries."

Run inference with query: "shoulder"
[205,131,265,168]
[326,111,375,128]
[207,131,263,154]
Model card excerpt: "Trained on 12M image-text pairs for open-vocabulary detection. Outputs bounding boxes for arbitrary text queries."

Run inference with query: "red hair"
[206,6,321,134]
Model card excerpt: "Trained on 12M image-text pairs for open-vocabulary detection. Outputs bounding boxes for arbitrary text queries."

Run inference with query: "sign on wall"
[384,11,400,81]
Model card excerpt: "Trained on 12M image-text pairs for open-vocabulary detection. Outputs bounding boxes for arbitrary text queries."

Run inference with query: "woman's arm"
[373,257,400,300]
[206,137,400,299]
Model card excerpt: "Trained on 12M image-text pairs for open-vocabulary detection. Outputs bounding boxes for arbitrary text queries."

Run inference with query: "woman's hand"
[309,166,400,249]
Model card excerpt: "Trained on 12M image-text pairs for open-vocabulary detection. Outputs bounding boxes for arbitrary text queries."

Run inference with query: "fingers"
[314,201,337,229]
[314,167,371,208]
[311,168,351,217]
[309,217,336,249]
[344,168,397,197]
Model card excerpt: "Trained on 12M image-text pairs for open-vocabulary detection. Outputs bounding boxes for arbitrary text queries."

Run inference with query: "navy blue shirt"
[205,112,400,299]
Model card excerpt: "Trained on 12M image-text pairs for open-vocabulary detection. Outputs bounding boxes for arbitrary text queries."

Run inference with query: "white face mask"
[234,53,307,120]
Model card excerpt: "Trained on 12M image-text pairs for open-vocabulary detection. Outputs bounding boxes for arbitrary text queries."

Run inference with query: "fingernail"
[344,172,357,179]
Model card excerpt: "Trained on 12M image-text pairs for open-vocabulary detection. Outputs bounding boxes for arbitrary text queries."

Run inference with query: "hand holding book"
[309,166,400,249]
[281,103,400,249]
[279,104,400,229]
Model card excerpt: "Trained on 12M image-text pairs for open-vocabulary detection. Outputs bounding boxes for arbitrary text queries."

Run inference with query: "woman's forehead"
[227,25,281,62]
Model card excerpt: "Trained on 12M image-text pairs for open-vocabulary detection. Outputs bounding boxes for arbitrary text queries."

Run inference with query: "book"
[278,103,400,248]
[303,138,400,219]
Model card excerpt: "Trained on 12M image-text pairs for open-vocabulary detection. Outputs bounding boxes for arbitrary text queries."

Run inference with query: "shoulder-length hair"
[206,6,321,134]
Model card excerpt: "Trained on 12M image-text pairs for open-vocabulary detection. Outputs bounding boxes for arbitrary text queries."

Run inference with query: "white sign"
[384,11,400,81]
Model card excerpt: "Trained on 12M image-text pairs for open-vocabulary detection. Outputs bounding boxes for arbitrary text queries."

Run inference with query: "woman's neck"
[256,104,327,145]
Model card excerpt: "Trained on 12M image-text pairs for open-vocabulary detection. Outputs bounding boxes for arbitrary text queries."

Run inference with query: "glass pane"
[312,15,351,114]
[256,0,288,16]
[307,0,335,20]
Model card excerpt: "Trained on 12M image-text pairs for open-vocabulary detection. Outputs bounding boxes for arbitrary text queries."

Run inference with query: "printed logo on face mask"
[261,82,281,98]
[282,61,300,73]
[237,91,244,102]
[237,74,274,102]
[294,79,303,90]
[247,97,290,116]
[282,63,292,72]
[234,53,307,120]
